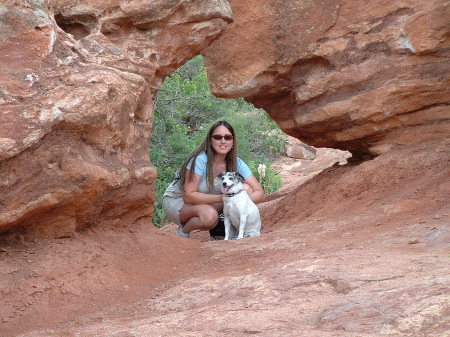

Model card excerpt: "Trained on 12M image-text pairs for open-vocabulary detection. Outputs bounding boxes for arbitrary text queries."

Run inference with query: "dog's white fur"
[218,172,261,240]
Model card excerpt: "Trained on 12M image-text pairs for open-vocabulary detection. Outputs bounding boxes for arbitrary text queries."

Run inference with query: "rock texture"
[1,1,449,337]
[3,138,448,337]
[0,0,232,236]
[203,0,450,158]
[285,135,317,160]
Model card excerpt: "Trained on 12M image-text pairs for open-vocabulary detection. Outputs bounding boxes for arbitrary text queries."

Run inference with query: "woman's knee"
[199,207,219,229]
[180,204,218,230]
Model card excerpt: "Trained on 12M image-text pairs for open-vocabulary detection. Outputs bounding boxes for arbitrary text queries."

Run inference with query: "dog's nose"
[222,182,227,187]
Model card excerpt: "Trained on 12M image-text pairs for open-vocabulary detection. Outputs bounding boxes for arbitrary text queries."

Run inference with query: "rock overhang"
[0,0,233,236]
[202,0,450,159]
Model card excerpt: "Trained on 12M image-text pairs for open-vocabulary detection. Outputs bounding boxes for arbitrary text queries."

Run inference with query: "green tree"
[150,56,285,227]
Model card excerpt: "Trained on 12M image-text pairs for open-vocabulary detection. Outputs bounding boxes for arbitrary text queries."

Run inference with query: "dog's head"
[218,172,244,194]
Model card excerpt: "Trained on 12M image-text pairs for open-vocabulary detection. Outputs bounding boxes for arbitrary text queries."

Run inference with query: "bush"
[247,161,282,195]
[150,56,286,227]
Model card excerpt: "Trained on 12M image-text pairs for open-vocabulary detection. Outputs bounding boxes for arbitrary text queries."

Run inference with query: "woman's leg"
[179,204,220,233]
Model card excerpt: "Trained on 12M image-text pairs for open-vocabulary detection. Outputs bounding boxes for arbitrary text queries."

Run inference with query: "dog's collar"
[225,190,244,198]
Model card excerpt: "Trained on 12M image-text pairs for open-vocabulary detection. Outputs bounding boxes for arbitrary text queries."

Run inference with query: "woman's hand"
[183,169,224,205]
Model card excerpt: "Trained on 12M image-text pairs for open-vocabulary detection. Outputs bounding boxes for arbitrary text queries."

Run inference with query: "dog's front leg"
[224,216,232,240]
[238,215,247,239]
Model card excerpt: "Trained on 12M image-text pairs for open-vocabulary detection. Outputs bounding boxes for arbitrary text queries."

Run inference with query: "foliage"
[150,56,286,227]
[248,162,282,195]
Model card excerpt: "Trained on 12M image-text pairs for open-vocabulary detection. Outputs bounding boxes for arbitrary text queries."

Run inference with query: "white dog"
[218,172,261,240]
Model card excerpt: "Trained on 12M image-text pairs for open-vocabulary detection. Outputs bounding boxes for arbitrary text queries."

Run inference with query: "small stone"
[285,136,317,160]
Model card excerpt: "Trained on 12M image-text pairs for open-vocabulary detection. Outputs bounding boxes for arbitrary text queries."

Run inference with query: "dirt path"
[2,140,449,337]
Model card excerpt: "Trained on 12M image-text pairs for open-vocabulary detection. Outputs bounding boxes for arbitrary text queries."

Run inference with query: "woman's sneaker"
[176,225,189,238]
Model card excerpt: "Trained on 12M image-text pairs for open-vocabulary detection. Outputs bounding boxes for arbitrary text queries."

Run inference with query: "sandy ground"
[1,139,449,337]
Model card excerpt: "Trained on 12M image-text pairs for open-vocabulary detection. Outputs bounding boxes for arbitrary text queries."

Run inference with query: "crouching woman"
[162,120,264,239]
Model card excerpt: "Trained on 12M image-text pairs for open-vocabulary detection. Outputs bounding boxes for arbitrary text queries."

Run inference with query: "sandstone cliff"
[203,0,450,158]
[1,1,449,336]
[0,0,232,236]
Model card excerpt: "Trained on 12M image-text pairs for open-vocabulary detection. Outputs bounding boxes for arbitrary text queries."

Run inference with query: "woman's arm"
[183,169,223,205]
[244,175,265,204]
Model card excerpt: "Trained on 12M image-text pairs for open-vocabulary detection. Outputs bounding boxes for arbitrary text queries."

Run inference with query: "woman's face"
[211,125,234,156]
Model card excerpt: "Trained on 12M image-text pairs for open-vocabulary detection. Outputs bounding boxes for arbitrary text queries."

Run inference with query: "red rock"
[1,2,449,337]
[285,135,317,160]
[203,0,450,158]
[0,0,232,236]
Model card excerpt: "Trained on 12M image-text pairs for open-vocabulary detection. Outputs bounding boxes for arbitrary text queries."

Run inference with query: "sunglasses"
[211,134,234,141]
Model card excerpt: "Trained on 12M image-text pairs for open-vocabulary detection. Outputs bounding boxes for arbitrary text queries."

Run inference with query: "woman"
[162,120,265,239]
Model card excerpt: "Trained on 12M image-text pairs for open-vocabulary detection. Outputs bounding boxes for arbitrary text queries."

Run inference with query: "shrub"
[150,56,286,227]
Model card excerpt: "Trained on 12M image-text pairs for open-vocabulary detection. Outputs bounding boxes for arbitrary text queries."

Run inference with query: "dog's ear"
[235,172,245,182]
[218,172,225,179]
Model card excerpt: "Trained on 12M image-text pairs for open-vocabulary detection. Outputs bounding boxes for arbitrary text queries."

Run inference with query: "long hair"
[179,120,237,191]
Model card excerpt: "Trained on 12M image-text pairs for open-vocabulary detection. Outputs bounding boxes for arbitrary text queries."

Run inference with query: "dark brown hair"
[179,120,237,190]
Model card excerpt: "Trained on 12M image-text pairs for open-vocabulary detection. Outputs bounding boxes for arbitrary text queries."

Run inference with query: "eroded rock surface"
[203,0,450,158]
[6,138,448,337]
[1,1,449,337]
[0,0,232,236]
[285,135,317,160]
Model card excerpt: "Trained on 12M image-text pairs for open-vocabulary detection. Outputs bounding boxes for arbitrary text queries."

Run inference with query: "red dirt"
[1,139,449,337]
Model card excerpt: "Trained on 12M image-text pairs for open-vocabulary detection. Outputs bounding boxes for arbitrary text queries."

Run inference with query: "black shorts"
[209,213,225,237]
